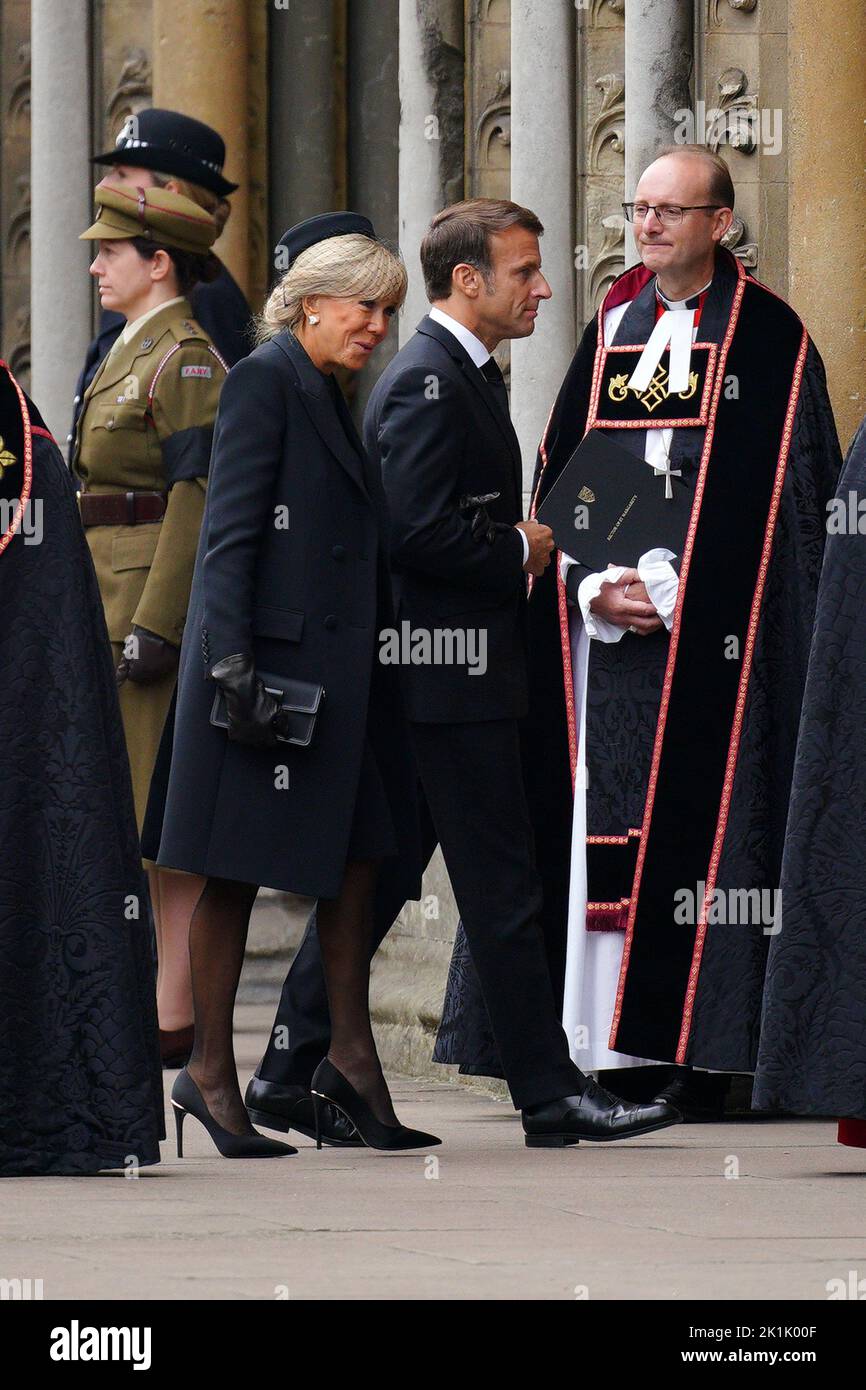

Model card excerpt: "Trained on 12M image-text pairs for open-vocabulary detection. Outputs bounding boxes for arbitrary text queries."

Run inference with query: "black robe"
[752,416,866,1119]
[0,365,163,1175]
[435,250,842,1077]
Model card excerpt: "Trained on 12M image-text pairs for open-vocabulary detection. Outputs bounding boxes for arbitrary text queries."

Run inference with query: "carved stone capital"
[589,212,625,308]
[105,47,152,134]
[8,40,31,126]
[591,0,624,20]
[475,67,511,164]
[589,72,625,172]
[709,0,758,24]
[721,215,758,268]
[707,68,758,154]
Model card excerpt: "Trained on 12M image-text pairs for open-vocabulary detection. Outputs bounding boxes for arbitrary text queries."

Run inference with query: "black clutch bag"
[210,671,324,747]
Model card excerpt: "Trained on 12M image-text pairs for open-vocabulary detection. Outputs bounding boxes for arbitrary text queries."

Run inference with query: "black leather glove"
[209,652,280,747]
[116,625,179,686]
[469,507,513,545]
[459,491,511,546]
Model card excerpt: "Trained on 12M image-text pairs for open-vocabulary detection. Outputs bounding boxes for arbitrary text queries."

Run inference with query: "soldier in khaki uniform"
[74,181,228,1062]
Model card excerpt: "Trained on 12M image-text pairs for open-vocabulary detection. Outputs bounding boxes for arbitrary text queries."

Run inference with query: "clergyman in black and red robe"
[435,245,841,1085]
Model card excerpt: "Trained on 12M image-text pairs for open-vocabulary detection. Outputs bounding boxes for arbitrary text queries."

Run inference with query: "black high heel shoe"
[171,1069,297,1159]
[310,1057,441,1152]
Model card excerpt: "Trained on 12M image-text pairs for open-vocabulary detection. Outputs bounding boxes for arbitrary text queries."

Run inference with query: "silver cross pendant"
[653,455,682,500]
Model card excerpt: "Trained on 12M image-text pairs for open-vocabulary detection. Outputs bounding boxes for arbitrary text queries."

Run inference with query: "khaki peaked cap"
[79,182,217,254]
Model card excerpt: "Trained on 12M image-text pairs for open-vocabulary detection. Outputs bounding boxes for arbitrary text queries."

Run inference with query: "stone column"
[268,0,339,255]
[30,0,91,441]
[510,0,575,486]
[398,0,464,342]
[788,0,866,450]
[623,0,693,266]
[152,0,249,297]
[348,0,400,416]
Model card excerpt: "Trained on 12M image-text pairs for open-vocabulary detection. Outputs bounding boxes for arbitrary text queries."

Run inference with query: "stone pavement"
[4,1005,865,1301]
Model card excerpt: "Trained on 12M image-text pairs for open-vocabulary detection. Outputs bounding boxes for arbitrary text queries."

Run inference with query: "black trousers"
[256,718,583,1109]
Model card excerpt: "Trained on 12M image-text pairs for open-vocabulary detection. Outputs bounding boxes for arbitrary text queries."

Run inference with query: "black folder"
[536,428,691,573]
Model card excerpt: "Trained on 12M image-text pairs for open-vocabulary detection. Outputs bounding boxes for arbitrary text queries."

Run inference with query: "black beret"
[275,212,376,271]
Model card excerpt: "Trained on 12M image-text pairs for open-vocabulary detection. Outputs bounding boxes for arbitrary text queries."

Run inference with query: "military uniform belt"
[78,490,168,528]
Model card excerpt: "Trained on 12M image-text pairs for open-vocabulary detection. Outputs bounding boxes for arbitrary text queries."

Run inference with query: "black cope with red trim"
[525,250,835,1070]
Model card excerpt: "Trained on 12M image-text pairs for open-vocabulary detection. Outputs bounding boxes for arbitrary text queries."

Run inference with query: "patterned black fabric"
[686,340,842,1069]
[433,918,501,1076]
[0,409,163,1176]
[752,416,866,1117]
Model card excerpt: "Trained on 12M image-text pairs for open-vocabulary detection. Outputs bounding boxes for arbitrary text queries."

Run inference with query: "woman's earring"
[308,314,319,325]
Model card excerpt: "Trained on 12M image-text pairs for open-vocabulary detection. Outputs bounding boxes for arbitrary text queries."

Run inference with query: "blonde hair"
[255,233,408,342]
[150,169,231,236]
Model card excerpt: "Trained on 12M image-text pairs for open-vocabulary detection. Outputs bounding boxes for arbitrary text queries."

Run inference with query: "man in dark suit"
[67,109,252,462]
[247,199,679,1147]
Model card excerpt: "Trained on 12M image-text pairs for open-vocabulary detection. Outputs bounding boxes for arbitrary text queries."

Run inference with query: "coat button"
[331,544,346,561]
[324,614,338,631]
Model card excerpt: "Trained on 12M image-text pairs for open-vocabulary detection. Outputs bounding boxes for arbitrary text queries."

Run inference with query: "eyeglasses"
[622,203,724,226]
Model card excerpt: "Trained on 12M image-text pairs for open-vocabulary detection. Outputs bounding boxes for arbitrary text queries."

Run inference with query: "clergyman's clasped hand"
[589,566,664,636]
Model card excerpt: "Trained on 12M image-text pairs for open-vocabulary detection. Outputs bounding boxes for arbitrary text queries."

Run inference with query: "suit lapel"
[275,330,368,497]
[416,316,523,507]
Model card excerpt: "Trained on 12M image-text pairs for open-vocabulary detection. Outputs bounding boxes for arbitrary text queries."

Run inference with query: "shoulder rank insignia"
[0,435,17,477]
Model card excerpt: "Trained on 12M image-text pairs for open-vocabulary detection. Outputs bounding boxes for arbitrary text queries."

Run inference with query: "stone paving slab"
[2,1007,864,1301]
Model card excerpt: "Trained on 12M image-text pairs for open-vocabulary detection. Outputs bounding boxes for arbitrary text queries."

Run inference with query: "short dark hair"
[653,145,736,211]
[130,236,221,295]
[420,198,544,302]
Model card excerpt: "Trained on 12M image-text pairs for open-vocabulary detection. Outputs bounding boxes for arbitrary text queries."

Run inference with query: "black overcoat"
[364,315,528,724]
[143,329,421,901]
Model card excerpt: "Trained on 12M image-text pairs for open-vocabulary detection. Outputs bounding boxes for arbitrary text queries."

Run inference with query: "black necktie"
[480,357,510,419]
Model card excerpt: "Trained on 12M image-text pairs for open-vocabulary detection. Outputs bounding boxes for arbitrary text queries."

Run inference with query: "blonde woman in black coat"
[144,214,437,1157]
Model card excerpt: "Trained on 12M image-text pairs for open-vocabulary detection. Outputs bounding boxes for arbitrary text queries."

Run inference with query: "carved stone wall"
[576,0,626,327]
[466,0,510,200]
[699,0,784,290]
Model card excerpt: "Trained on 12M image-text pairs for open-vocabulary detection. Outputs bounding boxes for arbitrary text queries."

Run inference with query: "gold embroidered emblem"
[578,485,596,504]
[0,435,17,477]
[608,365,699,414]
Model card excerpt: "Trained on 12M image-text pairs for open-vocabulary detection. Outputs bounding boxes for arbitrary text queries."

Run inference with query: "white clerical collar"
[428,306,491,368]
[627,277,713,397]
[655,277,713,313]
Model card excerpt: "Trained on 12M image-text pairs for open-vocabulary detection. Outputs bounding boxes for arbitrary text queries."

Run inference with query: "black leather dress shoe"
[651,1067,730,1123]
[244,1075,362,1146]
[522,1078,682,1146]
